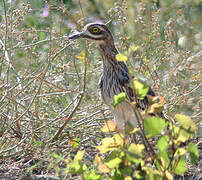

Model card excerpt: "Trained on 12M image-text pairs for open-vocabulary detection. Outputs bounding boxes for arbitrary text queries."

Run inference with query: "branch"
[48,41,88,142]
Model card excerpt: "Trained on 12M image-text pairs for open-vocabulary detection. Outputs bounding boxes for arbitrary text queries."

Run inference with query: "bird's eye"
[90,27,100,34]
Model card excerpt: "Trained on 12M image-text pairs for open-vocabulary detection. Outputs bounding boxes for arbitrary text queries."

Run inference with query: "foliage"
[48,110,198,179]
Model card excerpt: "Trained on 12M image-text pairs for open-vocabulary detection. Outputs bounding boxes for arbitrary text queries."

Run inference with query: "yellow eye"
[92,27,100,33]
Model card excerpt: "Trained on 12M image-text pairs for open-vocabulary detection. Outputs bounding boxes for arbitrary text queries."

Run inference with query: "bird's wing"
[123,83,152,110]
[116,61,155,110]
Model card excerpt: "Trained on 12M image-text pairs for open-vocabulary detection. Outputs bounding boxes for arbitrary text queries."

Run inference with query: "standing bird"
[69,23,156,131]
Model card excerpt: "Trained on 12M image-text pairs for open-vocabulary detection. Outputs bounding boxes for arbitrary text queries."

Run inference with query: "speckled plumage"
[69,23,156,130]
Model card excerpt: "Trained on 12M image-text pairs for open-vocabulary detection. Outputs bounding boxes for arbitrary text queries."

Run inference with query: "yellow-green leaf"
[83,170,101,180]
[116,53,128,61]
[101,120,116,132]
[113,92,126,108]
[72,137,80,149]
[102,137,117,147]
[124,176,133,180]
[133,78,149,100]
[158,151,170,169]
[128,143,144,156]
[165,171,173,180]
[105,157,122,169]
[129,128,139,134]
[96,145,115,153]
[173,156,187,175]
[142,166,163,179]
[175,114,196,132]
[66,161,81,174]
[144,116,167,138]
[74,150,85,161]
[176,129,191,143]
[188,142,199,164]
[129,44,139,52]
[175,148,187,157]
[96,137,118,153]
[157,136,169,152]
[113,133,124,147]
[148,103,163,114]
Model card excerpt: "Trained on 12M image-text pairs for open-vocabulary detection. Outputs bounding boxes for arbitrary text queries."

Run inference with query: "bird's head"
[69,23,114,45]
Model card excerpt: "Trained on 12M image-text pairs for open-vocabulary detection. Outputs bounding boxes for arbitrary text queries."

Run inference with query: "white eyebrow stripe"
[84,30,104,38]
[85,24,106,31]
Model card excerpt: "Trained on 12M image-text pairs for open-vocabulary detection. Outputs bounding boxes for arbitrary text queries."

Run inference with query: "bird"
[69,23,158,131]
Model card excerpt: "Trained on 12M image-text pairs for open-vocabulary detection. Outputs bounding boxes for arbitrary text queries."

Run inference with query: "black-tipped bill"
[69,31,84,40]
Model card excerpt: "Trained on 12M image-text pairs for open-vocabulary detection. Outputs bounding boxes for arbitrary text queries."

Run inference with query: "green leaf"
[188,142,199,164]
[27,161,42,172]
[129,44,139,52]
[126,144,144,165]
[144,116,167,138]
[174,148,187,157]
[112,169,123,180]
[83,170,101,180]
[35,141,44,147]
[176,129,191,143]
[175,114,196,132]
[38,31,46,41]
[113,92,126,108]
[157,136,169,152]
[104,151,124,169]
[133,78,149,100]
[74,150,85,161]
[124,176,132,180]
[126,152,142,165]
[105,157,122,169]
[121,167,132,176]
[51,153,64,161]
[173,156,187,175]
[73,137,80,149]
[143,166,163,179]
[66,161,83,174]
[157,151,170,169]
[105,151,124,162]
[128,143,144,156]
[134,170,144,179]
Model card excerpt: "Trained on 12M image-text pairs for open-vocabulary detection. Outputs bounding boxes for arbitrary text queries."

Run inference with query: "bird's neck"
[98,42,130,87]
[98,43,119,70]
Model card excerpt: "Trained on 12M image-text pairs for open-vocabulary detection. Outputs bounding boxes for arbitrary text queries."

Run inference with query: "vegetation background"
[0,0,201,179]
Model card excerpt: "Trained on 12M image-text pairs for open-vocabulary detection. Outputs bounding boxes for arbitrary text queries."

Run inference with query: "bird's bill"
[69,31,85,40]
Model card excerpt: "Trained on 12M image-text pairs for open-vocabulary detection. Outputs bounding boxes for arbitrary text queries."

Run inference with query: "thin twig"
[13,36,67,48]
[48,1,81,29]
[48,41,88,142]
[133,108,156,156]
[48,92,84,143]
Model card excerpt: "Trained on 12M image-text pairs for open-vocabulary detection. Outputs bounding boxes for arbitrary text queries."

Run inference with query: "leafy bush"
[49,83,199,180]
